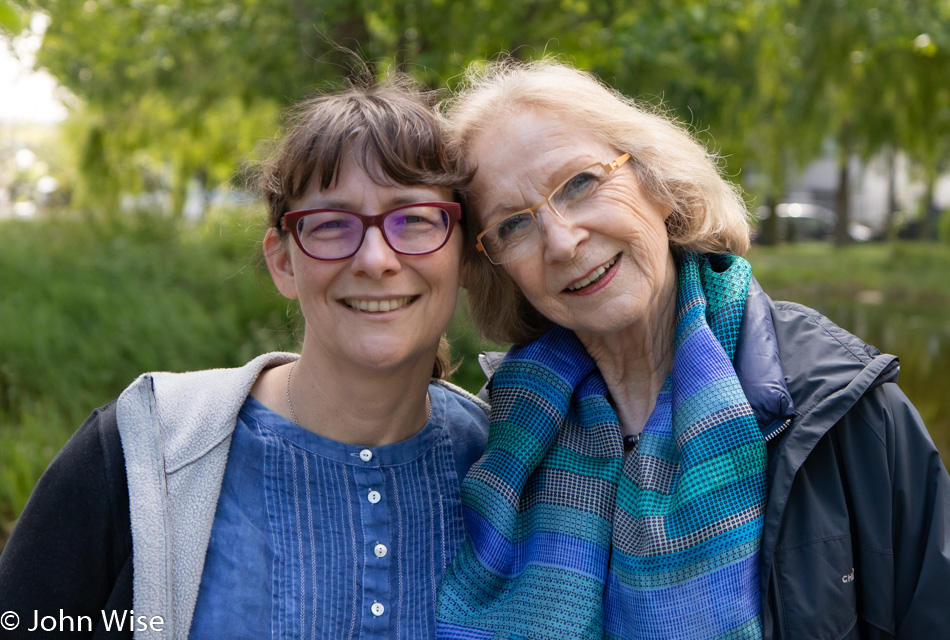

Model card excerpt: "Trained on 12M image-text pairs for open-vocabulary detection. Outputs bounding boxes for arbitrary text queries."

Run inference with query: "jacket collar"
[115,351,298,638]
[734,278,796,438]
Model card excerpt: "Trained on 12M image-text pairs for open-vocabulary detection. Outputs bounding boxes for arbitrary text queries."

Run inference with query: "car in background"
[754,203,874,243]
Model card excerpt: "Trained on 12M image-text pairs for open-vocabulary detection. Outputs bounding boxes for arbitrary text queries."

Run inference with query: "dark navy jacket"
[478,280,950,639]
[758,286,950,639]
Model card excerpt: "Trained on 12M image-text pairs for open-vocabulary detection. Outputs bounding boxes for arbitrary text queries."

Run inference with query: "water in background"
[782,296,949,465]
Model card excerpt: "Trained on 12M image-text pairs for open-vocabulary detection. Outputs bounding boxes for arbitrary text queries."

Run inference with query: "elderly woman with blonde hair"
[435,58,950,640]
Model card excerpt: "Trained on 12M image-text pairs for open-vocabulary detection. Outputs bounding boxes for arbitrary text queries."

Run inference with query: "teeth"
[344,297,413,312]
[567,257,618,291]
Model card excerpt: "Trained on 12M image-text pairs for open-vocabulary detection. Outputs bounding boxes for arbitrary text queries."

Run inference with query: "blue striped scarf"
[437,252,767,639]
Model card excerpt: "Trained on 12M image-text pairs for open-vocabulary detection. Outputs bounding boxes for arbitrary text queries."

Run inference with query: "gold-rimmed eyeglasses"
[475,153,631,264]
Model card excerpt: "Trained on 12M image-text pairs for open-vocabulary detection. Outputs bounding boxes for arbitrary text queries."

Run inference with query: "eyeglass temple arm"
[608,153,631,171]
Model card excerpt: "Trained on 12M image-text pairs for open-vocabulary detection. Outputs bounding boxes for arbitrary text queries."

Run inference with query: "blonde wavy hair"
[443,58,753,345]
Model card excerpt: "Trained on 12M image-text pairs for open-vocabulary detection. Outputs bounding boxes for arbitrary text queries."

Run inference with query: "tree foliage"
[11,0,950,227]
[0,0,23,33]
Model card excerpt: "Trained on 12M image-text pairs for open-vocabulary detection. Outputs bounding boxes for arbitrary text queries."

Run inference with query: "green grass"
[0,213,297,544]
[747,242,950,313]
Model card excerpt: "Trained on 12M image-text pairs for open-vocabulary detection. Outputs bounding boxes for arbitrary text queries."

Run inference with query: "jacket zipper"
[769,572,781,640]
[764,417,792,442]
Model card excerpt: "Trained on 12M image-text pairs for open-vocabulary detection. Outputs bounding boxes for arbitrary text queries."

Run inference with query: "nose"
[349,227,402,278]
[538,204,588,263]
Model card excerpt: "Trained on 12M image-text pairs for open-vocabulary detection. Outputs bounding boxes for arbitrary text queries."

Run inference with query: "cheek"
[439,234,465,281]
[418,248,463,311]
[294,259,341,298]
[598,191,670,249]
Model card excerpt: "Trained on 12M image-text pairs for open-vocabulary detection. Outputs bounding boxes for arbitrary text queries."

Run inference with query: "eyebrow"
[301,191,446,214]
[483,155,602,220]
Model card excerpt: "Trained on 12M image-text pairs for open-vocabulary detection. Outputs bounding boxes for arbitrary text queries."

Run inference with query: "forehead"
[293,150,451,210]
[467,109,615,215]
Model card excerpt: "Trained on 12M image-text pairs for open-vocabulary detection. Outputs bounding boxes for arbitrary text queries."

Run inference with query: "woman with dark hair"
[0,77,487,639]
[436,58,950,640]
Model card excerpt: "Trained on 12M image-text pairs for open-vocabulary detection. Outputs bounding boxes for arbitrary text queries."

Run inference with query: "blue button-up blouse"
[189,382,487,639]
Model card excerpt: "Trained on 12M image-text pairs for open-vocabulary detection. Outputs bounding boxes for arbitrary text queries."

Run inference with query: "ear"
[263,228,299,300]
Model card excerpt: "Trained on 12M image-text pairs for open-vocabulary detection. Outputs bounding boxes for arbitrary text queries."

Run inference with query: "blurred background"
[1,0,948,548]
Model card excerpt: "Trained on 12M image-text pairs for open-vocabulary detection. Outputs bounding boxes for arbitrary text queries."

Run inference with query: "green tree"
[770,0,949,244]
[15,0,950,231]
[898,30,950,240]
[0,0,23,32]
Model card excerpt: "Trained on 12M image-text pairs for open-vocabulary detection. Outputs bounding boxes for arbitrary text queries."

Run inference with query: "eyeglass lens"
[482,163,610,263]
[295,205,452,260]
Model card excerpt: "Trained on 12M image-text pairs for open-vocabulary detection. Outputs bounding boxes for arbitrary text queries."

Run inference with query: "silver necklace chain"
[285,359,431,427]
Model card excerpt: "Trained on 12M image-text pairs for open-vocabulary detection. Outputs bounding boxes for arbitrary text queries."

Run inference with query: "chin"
[349,350,409,372]
[568,303,648,336]
[346,340,431,373]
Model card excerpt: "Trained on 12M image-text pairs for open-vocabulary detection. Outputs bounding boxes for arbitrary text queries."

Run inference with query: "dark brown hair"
[260,75,465,228]
[258,74,466,377]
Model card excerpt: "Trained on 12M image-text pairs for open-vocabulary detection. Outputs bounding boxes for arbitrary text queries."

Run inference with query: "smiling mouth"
[343,296,416,313]
[565,255,619,292]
